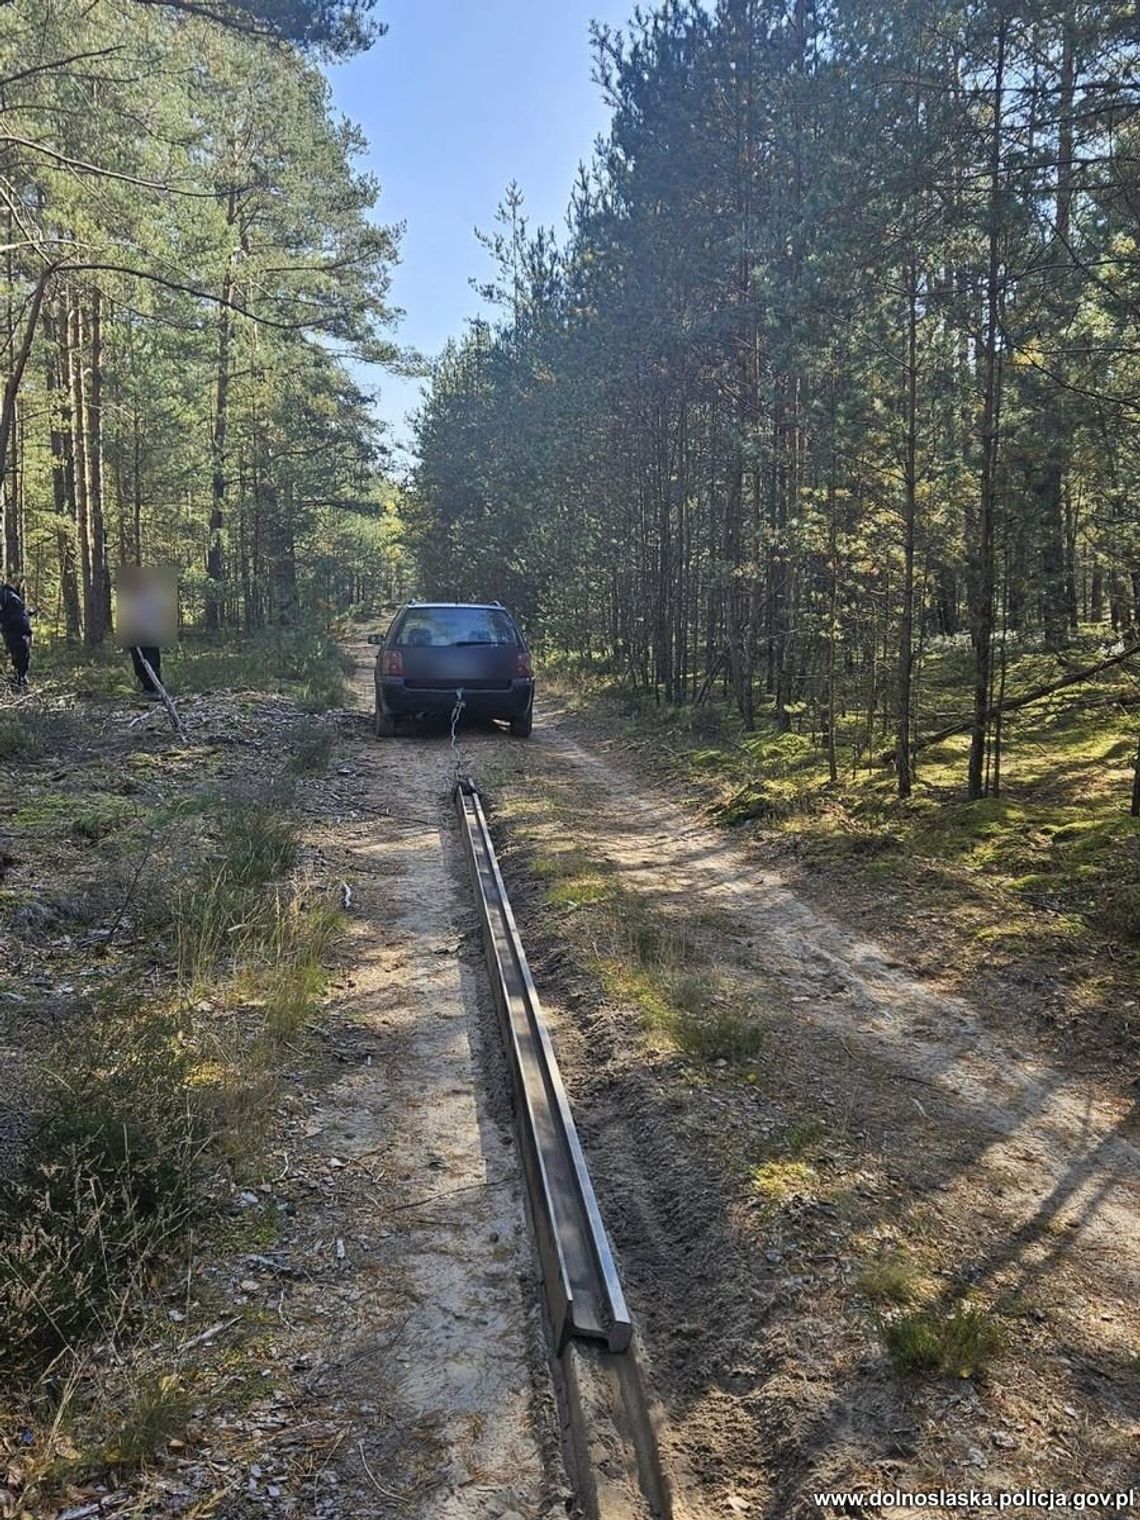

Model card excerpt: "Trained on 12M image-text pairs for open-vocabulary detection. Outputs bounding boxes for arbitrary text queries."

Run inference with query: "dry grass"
[287,717,335,775]
[0,743,341,1505]
[241,893,344,1041]
[859,1249,928,1307]
[0,1001,203,1379]
[522,813,766,1066]
[174,793,300,987]
[0,706,86,763]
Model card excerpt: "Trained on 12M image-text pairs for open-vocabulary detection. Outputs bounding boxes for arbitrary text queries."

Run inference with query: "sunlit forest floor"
[0,631,355,1514]
[546,631,1140,1069]
[0,631,561,1520]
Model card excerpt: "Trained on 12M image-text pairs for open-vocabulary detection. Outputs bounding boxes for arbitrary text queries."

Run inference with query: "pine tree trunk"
[67,295,96,644]
[1040,13,1077,651]
[968,20,1007,801]
[1090,561,1104,623]
[87,288,110,642]
[46,301,82,640]
[0,267,52,531]
[3,397,21,577]
[725,443,752,727]
[206,256,236,631]
[2,211,21,577]
[132,406,144,563]
[825,463,840,786]
[269,479,297,627]
[897,257,919,798]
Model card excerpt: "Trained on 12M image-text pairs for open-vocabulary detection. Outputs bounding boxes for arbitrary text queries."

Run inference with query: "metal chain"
[449,686,466,787]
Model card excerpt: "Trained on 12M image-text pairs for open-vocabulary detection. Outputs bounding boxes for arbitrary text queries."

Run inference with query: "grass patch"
[31,623,350,710]
[0,712,30,760]
[747,1117,839,1207]
[501,784,767,1066]
[241,896,344,1042]
[209,1201,281,1254]
[860,1249,928,1306]
[670,981,765,1062]
[0,1002,203,1379]
[0,770,334,1391]
[0,660,347,1507]
[532,846,618,908]
[71,799,137,843]
[782,1117,830,1153]
[13,792,139,838]
[287,718,335,775]
[55,653,137,700]
[600,900,765,1061]
[878,1302,1004,1378]
[0,707,87,763]
[598,959,677,1034]
[174,792,299,985]
[99,1370,190,1471]
[168,784,341,1049]
[6,1356,198,1503]
[174,627,350,711]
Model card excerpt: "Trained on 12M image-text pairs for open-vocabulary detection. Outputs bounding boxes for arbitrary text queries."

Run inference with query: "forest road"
[276,642,567,1520]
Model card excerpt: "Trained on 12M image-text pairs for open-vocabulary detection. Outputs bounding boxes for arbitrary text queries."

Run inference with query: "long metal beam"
[455,777,632,1355]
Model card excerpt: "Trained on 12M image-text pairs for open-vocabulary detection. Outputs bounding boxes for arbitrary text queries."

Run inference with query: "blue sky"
[327,0,634,470]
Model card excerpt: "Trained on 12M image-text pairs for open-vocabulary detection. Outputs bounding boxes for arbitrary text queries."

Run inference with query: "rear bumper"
[379,678,534,719]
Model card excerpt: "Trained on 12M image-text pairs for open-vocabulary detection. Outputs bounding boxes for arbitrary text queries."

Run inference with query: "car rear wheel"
[374,703,396,738]
[509,709,533,739]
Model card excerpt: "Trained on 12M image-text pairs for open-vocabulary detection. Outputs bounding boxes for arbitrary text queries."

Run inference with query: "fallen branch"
[882,640,1140,765]
[134,648,188,739]
[178,1315,238,1352]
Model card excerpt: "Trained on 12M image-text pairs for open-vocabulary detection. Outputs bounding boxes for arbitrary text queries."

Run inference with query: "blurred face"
[116,566,177,647]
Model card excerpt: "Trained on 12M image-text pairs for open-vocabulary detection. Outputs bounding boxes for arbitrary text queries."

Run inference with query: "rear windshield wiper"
[455,639,499,646]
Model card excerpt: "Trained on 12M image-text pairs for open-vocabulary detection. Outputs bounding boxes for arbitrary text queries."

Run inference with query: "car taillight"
[516,652,532,678]
[384,650,403,676]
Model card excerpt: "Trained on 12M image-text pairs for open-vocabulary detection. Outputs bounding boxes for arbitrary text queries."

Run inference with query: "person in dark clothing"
[117,564,175,697]
[0,581,31,688]
[129,644,162,694]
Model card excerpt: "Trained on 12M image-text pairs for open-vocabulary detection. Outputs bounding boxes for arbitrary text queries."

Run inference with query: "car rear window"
[395,606,521,648]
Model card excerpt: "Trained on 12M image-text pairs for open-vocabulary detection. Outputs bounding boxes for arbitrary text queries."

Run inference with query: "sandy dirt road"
[209,647,567,1520]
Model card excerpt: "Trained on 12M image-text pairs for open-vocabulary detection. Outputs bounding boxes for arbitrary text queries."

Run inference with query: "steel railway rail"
[455,775,670,1519]
[455,776,632,1353]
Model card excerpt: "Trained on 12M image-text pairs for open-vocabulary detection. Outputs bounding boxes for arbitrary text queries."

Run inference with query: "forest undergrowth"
[0,630,346,1512]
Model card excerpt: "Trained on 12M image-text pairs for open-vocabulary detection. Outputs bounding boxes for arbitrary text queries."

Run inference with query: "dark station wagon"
[370,601,535,739]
